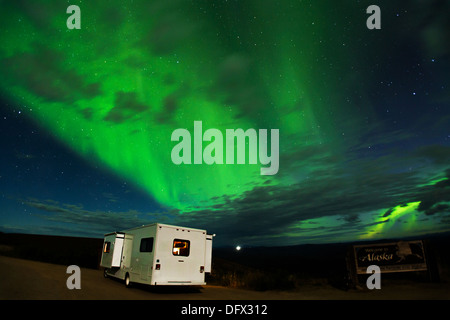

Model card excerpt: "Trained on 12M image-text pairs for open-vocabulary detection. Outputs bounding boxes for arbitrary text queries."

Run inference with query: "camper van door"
[204,234,213,273]
[121,234,133,269]
[111,233,125,267]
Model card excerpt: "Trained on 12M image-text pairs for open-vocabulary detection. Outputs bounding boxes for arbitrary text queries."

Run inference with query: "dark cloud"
[415,0,450,58]
[414,145,450,165]
[8,1,59,30]
[382,208,395,218]
[341,214,361,223]
[139,0,200,55]
[80,108,94,120]
[25,200,71,214]
[147,15,199,55]
[212,54,268,119]
[102,192,119,203]
[155,84,189,124]
[24,198,173,236]
[1,45,100,103]
[423,204,450,216]
[416,169,450,215]
[277,144,339,177]
[104,91,149,123]
[155,94,178,124]
[440,215,450,225]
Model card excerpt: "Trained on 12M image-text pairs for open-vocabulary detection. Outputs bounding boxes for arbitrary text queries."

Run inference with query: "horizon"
[2,227,450,250]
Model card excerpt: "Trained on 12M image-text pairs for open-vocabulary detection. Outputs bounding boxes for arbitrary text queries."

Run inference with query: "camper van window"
[140,237,154,252]
[173,239,190,256]
[103,242,111,253]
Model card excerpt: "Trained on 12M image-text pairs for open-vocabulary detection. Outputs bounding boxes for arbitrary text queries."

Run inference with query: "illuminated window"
[103,241,111,253]
[173,239,190,256]
[140,237,154,253]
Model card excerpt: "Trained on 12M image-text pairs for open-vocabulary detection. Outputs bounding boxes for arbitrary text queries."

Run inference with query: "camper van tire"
[125,273,132,288]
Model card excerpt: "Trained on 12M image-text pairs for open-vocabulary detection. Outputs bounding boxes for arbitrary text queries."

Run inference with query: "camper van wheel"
[125,273,132,288]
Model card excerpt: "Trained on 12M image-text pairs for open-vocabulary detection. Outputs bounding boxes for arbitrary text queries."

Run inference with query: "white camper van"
[100,223,214,287]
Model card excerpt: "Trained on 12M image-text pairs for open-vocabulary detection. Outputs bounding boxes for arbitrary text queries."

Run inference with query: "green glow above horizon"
[418,176,448,188]
[362,202,421,240]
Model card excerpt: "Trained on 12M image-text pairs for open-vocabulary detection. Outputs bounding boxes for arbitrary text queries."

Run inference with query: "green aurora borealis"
[1,0,449,245]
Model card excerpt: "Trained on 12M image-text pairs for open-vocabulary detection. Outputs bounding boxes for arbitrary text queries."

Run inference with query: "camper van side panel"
[152,225,207,285]
[127,225,157,285]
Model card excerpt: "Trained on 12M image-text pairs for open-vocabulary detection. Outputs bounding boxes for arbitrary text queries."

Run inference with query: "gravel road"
[1,255,448,300]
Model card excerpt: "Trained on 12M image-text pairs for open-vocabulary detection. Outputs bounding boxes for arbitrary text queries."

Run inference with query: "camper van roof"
[103,223,207,236]
[103,231,125,237]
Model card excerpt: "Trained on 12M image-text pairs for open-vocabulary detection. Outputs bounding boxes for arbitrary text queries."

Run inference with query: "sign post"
[353,240,427,274]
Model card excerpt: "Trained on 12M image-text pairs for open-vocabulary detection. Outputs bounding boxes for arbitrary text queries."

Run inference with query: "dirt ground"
[1,255,449,300]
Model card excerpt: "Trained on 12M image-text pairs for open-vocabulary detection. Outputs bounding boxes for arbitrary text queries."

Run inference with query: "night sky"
[0,0,449,247]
